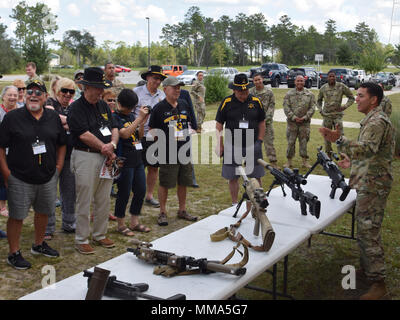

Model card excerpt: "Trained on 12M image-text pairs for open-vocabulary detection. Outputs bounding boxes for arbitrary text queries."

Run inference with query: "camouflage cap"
[162,76,185,87]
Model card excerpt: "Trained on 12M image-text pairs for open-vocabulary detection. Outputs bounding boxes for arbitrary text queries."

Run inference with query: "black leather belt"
[74,147,101,154]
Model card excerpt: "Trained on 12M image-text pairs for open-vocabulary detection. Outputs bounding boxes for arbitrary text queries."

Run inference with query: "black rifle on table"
[258,159,321,219]
[304,146,351,201]
[83,268,186,300]
[127,239,246,277]
[232,165,275,252]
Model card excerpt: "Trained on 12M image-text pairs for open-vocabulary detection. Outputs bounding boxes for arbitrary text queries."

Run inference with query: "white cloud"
[67,3,80,17]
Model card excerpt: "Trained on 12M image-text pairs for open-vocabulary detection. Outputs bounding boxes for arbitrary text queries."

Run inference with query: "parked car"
[206,67,239,82]
[352,69,367,83]
[371,72,397,86]
[287,68,318,89]
[249,63,289,87]
[177,69,206,85]
[116,65,131,73]
[162,65,188,77]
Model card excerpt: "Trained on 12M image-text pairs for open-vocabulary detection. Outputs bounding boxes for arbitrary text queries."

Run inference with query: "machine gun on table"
[304,146,351,201]
[127,239,247,277]
[83,267,186,300]
[258,159,321,219]
[232,165,275,252]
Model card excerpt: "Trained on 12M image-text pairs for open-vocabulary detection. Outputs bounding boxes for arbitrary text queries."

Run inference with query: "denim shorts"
[7,172,58,220]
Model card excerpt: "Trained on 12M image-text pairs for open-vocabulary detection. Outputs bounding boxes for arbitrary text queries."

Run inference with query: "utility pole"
[146,17,150,67]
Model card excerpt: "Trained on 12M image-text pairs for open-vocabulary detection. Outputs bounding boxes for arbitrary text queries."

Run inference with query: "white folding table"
[21,214,309,300]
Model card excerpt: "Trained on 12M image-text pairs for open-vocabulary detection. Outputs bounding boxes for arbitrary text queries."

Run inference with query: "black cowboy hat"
[77,67,112,89]
[228,73,254,91]
[141,65,167,81]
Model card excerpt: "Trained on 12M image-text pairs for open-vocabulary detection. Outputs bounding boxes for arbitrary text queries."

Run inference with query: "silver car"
[176,69,206,85]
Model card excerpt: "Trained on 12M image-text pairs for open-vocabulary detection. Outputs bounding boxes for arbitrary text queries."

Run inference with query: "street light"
[146,17,150,67]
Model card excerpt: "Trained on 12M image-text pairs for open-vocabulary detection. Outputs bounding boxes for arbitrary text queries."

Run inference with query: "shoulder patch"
[220,97,232,111]
[251,96,263,109]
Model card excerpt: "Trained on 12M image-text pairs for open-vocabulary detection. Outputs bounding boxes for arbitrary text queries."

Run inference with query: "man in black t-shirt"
[148,77,198,226]
[67,67,119,255]
[215,73,266,206]
[0,80,67,269]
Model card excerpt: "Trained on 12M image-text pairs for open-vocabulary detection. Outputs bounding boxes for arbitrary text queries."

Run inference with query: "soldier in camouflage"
[104,62,125,97]
[250,73,279,168]
[191,71,206,133]
[317,71,355,156]
[378,83,392,117]
[283,75,316,168]
[320,82,395,300]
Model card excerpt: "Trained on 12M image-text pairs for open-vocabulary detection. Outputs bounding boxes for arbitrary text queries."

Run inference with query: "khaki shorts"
[159,163,193,189]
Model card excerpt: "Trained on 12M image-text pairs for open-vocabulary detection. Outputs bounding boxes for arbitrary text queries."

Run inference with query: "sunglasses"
[61,88,75,95]
[26,89,44,96]
[18,87,26,91]
[107,99,116,103]
[75,76,83,81]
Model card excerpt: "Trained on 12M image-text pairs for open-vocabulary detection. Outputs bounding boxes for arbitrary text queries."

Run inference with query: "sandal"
[117,227,135,237]
[131,224,151,233]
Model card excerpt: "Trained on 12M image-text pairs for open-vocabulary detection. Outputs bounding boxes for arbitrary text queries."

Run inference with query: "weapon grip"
[300,199,307,216]
[259,214,275,251]
[205,261,246,276]
[329,185,337,199]
[339,185,351,201]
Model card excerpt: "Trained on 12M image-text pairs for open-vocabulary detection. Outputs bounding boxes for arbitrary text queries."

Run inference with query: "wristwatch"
[111,142,117,150]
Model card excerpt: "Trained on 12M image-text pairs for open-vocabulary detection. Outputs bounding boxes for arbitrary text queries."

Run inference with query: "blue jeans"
[114,165,146,218]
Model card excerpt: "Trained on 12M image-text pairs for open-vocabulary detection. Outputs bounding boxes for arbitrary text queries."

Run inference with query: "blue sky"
[0,0,398,48]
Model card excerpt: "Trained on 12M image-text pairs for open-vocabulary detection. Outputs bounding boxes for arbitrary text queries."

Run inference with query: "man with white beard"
[0,80,67,269]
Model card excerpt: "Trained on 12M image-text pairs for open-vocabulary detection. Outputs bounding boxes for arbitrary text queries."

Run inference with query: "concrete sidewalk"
[200,108,360,135]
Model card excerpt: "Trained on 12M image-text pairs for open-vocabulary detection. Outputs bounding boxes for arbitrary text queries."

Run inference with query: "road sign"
[315,54,324,62]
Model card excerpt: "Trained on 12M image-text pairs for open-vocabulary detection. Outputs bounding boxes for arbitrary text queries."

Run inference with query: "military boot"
[270,161,281,170]
[360,280,390,300]
[302,157,312,169]
[283,158,293,169]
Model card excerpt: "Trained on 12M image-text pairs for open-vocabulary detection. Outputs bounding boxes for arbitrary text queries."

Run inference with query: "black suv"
[287,68,318,89]
[249,63,289,87]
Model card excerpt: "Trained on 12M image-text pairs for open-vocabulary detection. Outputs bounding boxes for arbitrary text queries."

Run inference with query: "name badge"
[32,141,46,155]
[135,142,143,150]
[100,126,112,136]
[239,120,249,129]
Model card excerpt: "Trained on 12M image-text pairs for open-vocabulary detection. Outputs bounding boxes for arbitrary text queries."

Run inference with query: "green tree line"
[3,2,400,74]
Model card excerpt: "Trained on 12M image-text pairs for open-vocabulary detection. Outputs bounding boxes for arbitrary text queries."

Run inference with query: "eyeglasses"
[18,87,26,91]
[60,88,75,95]
[106,99,116,103]
[75,76,83,81]
[26,89,44,96]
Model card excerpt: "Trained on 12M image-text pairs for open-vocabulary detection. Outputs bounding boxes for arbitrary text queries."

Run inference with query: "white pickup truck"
[353,69,367,83]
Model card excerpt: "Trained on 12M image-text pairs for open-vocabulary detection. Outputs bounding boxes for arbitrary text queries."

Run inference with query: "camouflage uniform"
[380,95,392,117]
[109,78,125,97]
[338,107,395,281]
[191,80,206,128]
[283,88,316,159]
[250,86,277,162]
[317,82,354,154]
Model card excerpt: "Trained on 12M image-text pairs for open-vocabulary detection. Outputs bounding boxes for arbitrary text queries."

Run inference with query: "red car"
[116,65,131,73]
